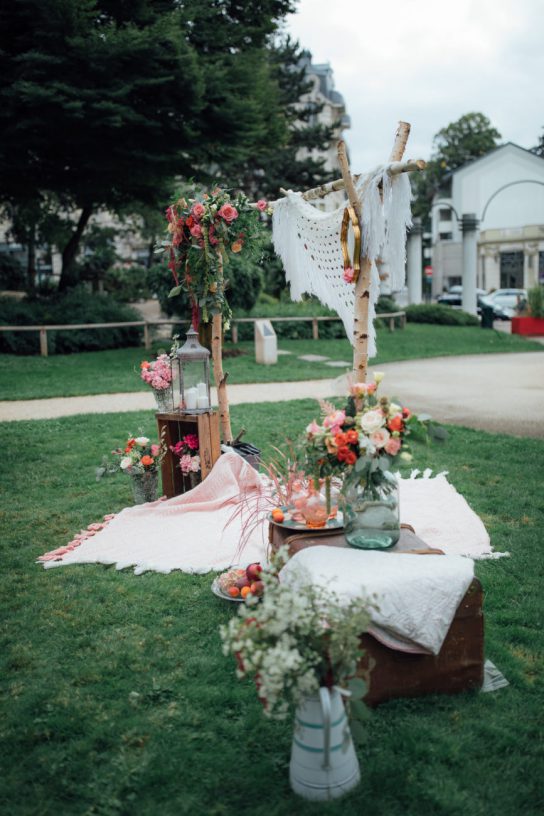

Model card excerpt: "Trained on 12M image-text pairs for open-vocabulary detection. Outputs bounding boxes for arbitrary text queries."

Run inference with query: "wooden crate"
[156,410,221,499]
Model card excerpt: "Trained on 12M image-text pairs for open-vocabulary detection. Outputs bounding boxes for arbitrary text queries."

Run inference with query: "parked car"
[437,286,488,312]
[479,289,527,320]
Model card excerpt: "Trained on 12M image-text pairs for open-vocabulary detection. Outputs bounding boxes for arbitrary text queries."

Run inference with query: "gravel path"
[2,352,543,437]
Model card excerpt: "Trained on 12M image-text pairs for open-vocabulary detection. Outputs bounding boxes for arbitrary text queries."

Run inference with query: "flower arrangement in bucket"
[303,373,443,548]
[160,186,269,328]
[169,433,201,490]
[97,435,164,504]
[220,548,372,801]
[140,353,173,412]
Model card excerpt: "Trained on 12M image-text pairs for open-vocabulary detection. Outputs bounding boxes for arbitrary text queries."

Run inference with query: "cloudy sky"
[286,0,543,171]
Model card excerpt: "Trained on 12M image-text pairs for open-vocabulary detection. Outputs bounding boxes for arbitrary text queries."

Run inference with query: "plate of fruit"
[212,562,265,602]
[268,506,343,530]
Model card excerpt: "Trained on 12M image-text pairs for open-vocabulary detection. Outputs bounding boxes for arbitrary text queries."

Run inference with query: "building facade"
[430,143,544,295]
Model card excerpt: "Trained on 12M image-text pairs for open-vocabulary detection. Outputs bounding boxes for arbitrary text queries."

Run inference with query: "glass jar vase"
[130,471,159,504]
[342,473,400,549]
[153,386,173,413]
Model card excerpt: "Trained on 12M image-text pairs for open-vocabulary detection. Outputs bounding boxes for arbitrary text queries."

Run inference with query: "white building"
[431,143,544,295]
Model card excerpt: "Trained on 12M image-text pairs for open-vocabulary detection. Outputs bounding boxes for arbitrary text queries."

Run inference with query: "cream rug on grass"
[38,453,507,576]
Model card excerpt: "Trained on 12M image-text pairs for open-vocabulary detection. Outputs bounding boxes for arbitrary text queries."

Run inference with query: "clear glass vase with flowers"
[98,435,164,504]
[140,353,173,412]
[304,373,440,548]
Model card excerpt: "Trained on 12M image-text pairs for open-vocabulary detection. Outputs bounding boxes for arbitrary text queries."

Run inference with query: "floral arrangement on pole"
[220,548,371,721]
[170,434,200,475]
[160,186,269,328]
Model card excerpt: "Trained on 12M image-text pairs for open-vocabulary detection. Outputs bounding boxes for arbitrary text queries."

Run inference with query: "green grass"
[1,402,543,815]
[1,324,541,400]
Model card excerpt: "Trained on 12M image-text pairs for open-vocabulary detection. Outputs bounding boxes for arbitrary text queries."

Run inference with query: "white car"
[480,289,527,320]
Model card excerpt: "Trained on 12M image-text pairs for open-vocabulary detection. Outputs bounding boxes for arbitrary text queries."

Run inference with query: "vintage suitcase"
[268,521,484,706]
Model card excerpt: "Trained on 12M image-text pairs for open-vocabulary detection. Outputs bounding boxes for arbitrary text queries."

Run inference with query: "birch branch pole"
[211,252,233,443]
[340,121,411,384]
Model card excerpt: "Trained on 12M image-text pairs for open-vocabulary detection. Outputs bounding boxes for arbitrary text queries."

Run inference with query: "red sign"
[424,266,433,277]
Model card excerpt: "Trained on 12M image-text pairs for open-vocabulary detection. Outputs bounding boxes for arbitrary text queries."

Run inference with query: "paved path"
[2,352,543,437]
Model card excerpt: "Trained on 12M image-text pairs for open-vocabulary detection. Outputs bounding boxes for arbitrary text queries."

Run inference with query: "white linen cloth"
[279,546,475,656]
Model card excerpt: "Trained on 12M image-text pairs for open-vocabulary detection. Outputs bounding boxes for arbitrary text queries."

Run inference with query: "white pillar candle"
[196,382,208,398]
[185,387,197,410]
[197,395,209,410]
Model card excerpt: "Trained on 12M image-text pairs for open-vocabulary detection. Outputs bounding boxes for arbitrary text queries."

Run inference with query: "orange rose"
[141,455,154,467]
[346,429,359,445]
[325,437,338,454]
[140,361,151,370]
[345,450,357,465]
[231,240,243,253]
[336,446,350,462]
[388,415,404,433]
[334,432,348,447]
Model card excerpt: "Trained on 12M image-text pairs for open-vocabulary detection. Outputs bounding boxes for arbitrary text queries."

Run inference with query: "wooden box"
[156,410,221,499]
[268,522,484,705]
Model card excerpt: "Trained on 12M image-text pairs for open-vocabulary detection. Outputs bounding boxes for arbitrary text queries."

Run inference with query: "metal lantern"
[176,327,211,413]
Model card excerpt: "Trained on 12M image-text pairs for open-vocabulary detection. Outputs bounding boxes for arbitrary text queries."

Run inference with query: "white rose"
[373,371,385,384]
[120,456,133,470]
[389,402,402,415]
[135,436,149,446]
[359,409,384,434]
[370,428,390,449]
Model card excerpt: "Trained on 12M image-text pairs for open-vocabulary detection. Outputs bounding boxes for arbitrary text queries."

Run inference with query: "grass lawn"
[1,402,543,815]
[0,324,542,400]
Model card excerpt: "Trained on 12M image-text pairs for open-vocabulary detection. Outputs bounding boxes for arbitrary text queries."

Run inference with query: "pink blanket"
[39,452,270,574]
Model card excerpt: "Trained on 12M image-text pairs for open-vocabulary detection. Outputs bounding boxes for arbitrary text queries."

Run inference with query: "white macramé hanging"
[272,166,412,358]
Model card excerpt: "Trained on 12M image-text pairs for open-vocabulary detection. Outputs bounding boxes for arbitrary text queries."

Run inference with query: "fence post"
[39,328,48,357]
[312,318,319,340]
[231,323,238,344]
[144,323,151,350]
[389,316,395,332]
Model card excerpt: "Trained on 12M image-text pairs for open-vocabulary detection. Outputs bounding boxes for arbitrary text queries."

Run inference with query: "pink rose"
[218,203,238,223]
[306,420,322,435]
[179,454,192,474]
[192,202,205,220]
[256,199,267,212]
[151,444,160,456]
[385,437,401,456]
[190,455,201,472]
[343,267,355,284]
[190,223,203,238]
[370,428,390,449]
[323,410,346,434]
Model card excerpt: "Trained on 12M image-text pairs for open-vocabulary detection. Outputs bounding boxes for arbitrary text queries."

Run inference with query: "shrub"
[406,304,479,326]
[0,289,143,355]
[527,286,544,319]
[104,264,150,302]
[231,299,345,341]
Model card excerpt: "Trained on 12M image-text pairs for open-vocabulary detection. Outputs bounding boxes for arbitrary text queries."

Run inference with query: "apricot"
[240,586,252,599]
[228,586,241,598]
[271,508,285,523]
[250,580,264,597]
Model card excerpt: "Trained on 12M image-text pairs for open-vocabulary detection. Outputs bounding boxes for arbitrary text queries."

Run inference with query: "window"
[439,209,451,221]
[500,252,524,288]
[539,251,544,284]
[439,232,453,241]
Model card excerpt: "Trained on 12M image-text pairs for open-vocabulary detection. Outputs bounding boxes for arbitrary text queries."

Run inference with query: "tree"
[412,112,502,223]
[0,0,295,290]
[533,128,544,158]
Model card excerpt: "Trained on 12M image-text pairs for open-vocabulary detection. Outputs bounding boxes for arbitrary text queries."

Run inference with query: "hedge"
[406,304,479,326]
[0,289,143,355]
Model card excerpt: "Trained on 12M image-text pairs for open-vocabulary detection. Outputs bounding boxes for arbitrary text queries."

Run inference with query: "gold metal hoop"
[340,205,361,282]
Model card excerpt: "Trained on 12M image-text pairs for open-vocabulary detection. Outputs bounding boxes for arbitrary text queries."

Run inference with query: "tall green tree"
[0,0,295,290]
[412,112,502,223]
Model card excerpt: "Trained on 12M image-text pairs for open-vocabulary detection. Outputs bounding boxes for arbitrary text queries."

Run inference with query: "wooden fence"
[0,312,406,357]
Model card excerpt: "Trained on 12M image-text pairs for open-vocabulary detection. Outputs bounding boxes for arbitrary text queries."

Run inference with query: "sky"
[286,0,543,172]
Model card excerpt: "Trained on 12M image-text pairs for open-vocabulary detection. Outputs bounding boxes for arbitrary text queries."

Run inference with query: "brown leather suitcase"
[268,521,484,706]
